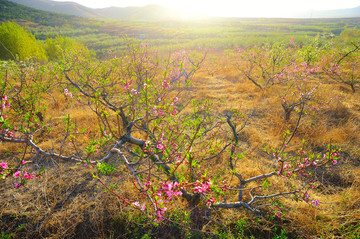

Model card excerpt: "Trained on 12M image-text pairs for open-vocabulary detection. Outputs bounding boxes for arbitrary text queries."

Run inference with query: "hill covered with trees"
[0,0,91,27]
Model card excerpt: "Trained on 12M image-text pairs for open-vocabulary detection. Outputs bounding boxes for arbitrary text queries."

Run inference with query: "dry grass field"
[1,47,360,239]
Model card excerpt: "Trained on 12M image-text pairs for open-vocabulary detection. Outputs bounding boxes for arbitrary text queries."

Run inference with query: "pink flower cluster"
[23,172,35,179]
[156,132,165,150]
[290,36,294,45]
[312,199,320,207]
[124,82,131,90]
[155,109,165,116]
[132,201,146,211]
[1,161,39,188]
[146,181,184,222]
[84,160,95,168]
[131,88,139,95]
[194,178,212,195]
[162,181,183,198]
[0,161,8,170]
[277,147,340,179]
[162,80,170,89]
[2,95,11,110]
[64,89,73,98]
[329,63,341,75]
[206,197,216,206]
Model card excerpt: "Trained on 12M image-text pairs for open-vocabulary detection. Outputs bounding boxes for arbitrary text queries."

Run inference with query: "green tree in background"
[0,21,47,61]
[44,35,90,61]
[339,28,360,42]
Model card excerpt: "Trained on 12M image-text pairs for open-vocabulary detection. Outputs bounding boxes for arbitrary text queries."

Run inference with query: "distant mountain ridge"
[6,0,360,19]
[304,6,360,18]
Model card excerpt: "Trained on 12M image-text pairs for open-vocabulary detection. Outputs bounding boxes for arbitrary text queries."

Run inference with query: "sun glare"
[167,1,289,18]
[52,0,360,18]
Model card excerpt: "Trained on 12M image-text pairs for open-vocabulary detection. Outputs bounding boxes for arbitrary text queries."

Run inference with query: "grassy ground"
[1,52,360,238]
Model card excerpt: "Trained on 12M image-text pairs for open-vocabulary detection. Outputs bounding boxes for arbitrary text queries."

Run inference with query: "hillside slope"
[8,0,100,18]
[0,0,87,26]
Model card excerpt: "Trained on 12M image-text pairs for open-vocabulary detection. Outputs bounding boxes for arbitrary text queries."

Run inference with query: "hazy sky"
[52,0,360,17]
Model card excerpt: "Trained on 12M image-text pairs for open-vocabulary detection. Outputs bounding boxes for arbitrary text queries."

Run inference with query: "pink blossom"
[174,97,178,102]
[0,162,7,169]
[162,80,170,89]
[132,201,140,207]
[155,191,162,198]
[156,213,164,221]
[333,160,337,165]
[162,182,182,198]
[155,110,165,116]
[156,206,167,221]
[276,211,282,217]
[141,204,146,211]
[157,144,164,150]
[312,199,320,207]
[206,197,216,206]
[194,179,212,195]
[14,171,21,178]
[21,160,26,165]
[290,36,294,45]
[23,172,35,179]
[194,185,205,194]
[170,109,178,115]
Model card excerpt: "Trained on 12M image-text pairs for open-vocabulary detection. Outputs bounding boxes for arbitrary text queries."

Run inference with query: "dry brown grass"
[1,53,360,238]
